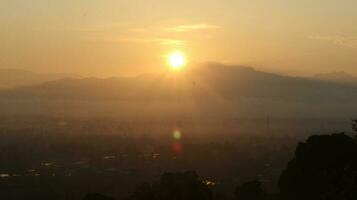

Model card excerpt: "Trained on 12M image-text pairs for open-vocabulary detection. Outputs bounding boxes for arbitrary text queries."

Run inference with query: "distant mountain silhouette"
[2,64,357,104]
[0,68,80,89]
[188,64,357,103]
[314,71,357,86]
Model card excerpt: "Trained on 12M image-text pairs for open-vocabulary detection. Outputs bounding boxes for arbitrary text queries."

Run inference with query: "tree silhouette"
[82,193,115,200]
[130,183,156,200]
[352,119,357,138]
[130,171,212,200]
[235,180,267,200]
[279,133,357,200]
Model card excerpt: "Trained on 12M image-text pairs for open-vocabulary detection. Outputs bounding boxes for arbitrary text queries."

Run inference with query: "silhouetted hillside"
[314,71,357,86]
[0,68,80,88]
[190,64,357,103]
[2,64,357,103]
[0,64,356,125]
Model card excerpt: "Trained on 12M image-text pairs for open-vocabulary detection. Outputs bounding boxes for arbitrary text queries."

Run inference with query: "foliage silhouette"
[82,193,115,200]
[235,180,267,200]
[130,171,212,200]
[352,119,357,138]
[279,133,357,200]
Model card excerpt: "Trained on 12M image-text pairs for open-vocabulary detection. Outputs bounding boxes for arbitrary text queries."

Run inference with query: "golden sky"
[1,0,357,77]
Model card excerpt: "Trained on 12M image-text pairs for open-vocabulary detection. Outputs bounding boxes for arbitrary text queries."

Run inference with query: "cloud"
[117,23,219,46]
[130,23,219,34]
[310,35,357,49]
[164,24,219,33]
[81,33,186,46]
[71,23,123,33]
[78,22,218,46]
[117,37,185,46]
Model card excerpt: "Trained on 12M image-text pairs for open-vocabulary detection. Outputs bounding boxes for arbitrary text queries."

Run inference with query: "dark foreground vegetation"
[114,132,357,200]
[0,118,357,200]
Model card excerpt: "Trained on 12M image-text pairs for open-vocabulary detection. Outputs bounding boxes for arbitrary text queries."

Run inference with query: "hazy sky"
[1,0,357,77]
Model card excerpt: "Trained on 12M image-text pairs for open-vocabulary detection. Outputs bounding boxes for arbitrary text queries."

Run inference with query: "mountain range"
[1,64,357,103]
[0,69,80,89]
[313,71,357,86]
[0,64,356,120]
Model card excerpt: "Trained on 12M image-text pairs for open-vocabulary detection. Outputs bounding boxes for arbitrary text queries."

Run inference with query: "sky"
[1,0,357,77]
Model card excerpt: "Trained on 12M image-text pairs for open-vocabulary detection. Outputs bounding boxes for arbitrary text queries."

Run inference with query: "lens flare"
[172,142,182,154]
[171,128,183,154]
[173,129,182,140]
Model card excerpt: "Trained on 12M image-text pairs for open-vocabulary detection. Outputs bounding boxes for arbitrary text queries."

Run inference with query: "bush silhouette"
[82,193,115,200]
[235,180,267,200]
[352,119,357,138]
[130,171,212,200]
[279,133,357,200]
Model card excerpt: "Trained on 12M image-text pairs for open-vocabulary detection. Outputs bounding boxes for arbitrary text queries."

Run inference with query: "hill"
[0,64,357,123]
[0,68,80,88]
[313,71,357,86]
[2,64,357,103]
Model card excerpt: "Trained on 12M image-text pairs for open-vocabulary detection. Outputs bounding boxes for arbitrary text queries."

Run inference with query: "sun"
[167,51,186,70]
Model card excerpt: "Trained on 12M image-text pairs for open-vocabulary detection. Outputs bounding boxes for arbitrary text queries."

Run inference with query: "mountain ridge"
[1,64,357,104]
[313,71,357,86]
[0,68,81,88]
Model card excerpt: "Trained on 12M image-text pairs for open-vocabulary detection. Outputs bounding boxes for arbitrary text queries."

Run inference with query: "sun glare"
[168,51,186,70]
